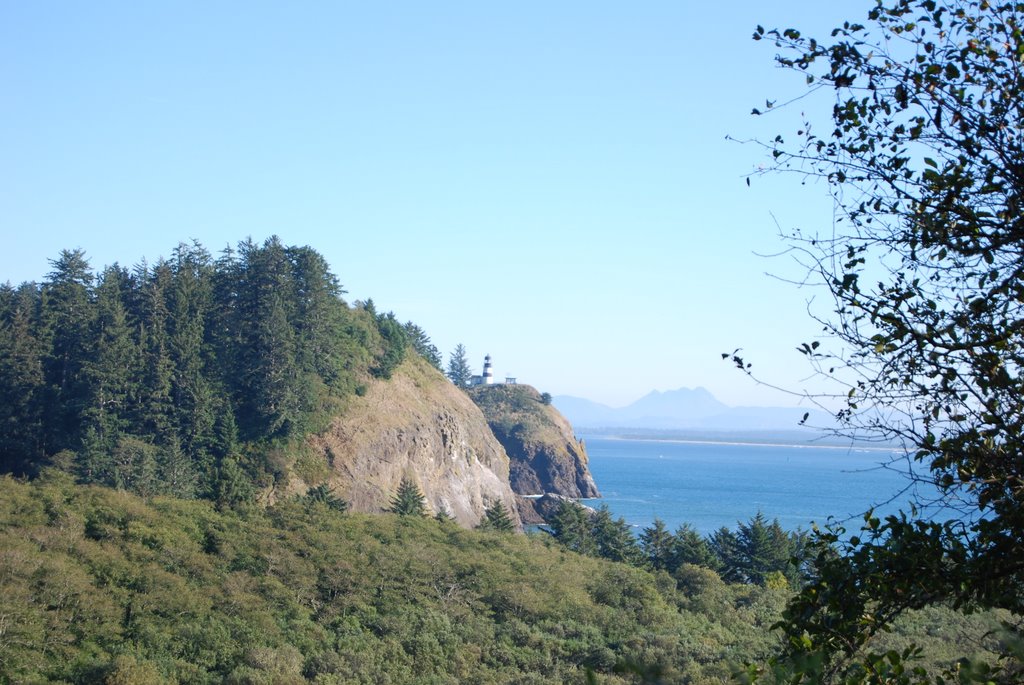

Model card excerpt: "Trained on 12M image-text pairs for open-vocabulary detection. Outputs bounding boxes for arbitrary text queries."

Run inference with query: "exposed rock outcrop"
[514,495,546,526]
[516,493,597,525]
[306,356,520,529]
[468,384,600,499]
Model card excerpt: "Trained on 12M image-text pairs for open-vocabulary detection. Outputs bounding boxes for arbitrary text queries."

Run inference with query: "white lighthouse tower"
[482,354,495,385]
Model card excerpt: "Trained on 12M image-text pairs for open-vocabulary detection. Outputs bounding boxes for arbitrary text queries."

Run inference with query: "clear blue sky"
[2,2,861,408]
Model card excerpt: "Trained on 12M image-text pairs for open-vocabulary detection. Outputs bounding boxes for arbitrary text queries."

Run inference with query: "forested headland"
[0,237,428,506]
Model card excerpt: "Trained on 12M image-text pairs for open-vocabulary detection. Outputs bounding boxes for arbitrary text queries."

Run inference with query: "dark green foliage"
[540,392,552,405]
[671,523,718,571]
[591,505,640,564]
[731,512,804,587]
[403,321,442,370]
[370,310,407,380]
[478,500,516,532]
[550,499,597,556]
[0,283,45,473]
[232,237,306,439]
[303,483,348,513]
[135,260,176,446]
[213,457,254,510]
[747,0,1024,680]
[639,518,674,571]
[551,508,804,589]
[0,238,438,507]
[388,476,427,517]
[550,502,641,564]
[446,343,472,388]
[40,248,95,454]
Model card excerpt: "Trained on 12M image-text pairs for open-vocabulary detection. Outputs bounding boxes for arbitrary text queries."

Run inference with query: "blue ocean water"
[580,436,922,535]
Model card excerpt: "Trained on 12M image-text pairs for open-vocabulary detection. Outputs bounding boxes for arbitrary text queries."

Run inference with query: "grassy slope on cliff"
[468,384,598,497]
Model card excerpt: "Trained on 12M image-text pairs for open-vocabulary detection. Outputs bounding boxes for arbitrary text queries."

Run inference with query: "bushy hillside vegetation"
[0,473,778,684]
[0,474,1007,684]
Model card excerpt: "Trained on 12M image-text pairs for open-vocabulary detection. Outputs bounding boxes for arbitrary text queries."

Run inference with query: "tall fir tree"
[39,249,94,455]
[235,237,304,440]
[0,283,45,473]
[288,244,350,391]
[82,266,138,461]
[388,476,428,517]
[671,523,718,571]
[371,311,407,380]
[708,526,742,582]
[479,500,516,532]
[735,512,794,586]
[591,505,640,564]
[639,519,674,571]
[446,344,472,388]
[168,242,216,473]
[404,322,442,370]
[136,261,176,445]
[550,500,597,556]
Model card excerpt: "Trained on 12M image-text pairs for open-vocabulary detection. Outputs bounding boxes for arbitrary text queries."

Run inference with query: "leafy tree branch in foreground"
[742,1,1024,681]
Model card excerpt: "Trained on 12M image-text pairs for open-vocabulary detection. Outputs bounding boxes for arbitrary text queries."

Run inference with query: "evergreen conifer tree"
[446,344,472,388]
[388,476,427,517]
[403,322,442,370]
[735,512,795,586]
[639,519,674,571]
[214,457,254,511]
[40,249,94,454]
[708,526,742,583]
[550,500,596,556]
[82,266,137,458]
[671,523,718,571]
[591,505,639,564]
[136,261,176,445]
[157,439,197,499]
[0,283,45,474]
[479,500,515,532]
[371,311,407,380]
[167,242,216,472]
[305,483,348,513]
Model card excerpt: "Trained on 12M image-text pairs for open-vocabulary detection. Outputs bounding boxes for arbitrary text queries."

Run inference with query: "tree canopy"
[0,238,431,508]
[745,0,1024,680]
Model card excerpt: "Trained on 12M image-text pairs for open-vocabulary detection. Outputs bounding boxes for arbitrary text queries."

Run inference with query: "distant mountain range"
[553,387,834,435]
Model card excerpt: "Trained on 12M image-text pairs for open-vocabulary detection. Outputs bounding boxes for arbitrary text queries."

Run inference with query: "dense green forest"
[0,238,438,505]
[0,474,1007,684]
[548,503,806,589]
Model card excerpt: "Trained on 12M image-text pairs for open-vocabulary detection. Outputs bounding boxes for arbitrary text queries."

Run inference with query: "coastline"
[585,432,903,454]
[578,436,917,535]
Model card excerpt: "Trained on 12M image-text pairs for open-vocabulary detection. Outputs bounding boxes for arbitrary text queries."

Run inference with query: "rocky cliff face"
[305,357,520,528]
[468,384,599,499]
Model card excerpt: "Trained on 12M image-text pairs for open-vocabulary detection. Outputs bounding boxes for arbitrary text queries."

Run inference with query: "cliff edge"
[306,356,520,528]
[468,384,599,499]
